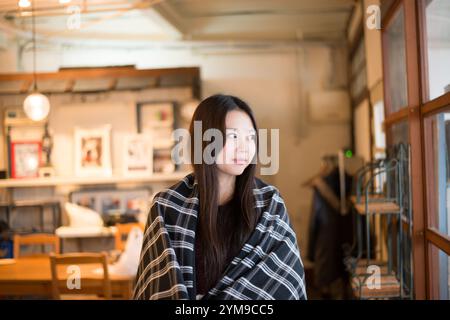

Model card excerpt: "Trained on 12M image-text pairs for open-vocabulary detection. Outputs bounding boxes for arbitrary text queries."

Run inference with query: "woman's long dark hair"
[189,94,260,290]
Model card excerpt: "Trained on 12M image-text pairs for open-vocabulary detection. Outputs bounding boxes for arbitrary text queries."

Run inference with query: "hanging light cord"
[32,0,37,92]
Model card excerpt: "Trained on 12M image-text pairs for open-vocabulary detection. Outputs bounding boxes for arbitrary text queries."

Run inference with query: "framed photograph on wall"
[136,101,177,173]
[74,125,112,177]
[10,141,42,179]
[153,147,176,174]
[136,101,176,147]
[123,133,153,177]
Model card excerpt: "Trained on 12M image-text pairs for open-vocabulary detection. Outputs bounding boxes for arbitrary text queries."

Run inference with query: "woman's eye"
[248,135,256,141]
[227,133,238,139]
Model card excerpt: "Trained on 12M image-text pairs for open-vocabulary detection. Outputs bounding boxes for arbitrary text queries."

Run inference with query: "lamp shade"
[18,0,31,8]
[23,92,50,121]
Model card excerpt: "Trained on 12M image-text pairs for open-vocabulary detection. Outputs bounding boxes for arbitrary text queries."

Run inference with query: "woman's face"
[216,110,257,176]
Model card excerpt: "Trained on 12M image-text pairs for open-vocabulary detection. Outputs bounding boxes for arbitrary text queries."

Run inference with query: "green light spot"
[345,150,353,158]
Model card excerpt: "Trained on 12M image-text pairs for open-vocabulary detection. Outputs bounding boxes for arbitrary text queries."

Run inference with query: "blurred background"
[0,0,448,300]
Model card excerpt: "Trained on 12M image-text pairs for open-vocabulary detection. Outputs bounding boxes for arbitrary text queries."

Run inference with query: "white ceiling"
[0,0,356,44]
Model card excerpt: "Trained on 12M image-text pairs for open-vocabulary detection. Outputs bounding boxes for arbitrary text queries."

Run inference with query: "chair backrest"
[49,252,112,299]
[13,233,60,258]
[114,223,144,251]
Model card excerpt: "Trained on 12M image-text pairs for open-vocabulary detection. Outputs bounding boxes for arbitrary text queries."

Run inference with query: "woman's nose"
[236,137,250,154]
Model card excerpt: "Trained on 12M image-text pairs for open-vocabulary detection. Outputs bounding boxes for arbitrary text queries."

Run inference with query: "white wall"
[0,42,350,255]
[0,32,18,72]
[0,32,19,168]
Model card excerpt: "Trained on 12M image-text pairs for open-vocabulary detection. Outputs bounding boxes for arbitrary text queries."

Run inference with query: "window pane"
[385,5,408,113]
[424,109,450,237]
[386,122,410,219]
[401,220,414,298]
[387,120,409,147]
[373,101,386,152]
[429,244,450,300]
[351,39,365,76]
[423,0,450,101]
[350,67,367,102]
[350,37,367,103]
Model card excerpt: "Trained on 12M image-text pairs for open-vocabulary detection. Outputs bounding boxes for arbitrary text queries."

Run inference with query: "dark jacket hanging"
[307,167,353,288]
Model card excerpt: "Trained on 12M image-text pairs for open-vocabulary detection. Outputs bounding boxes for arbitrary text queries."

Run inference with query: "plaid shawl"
[133,173,307,300]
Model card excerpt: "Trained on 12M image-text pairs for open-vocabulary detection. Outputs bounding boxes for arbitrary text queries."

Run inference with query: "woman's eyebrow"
[226,128,256,132]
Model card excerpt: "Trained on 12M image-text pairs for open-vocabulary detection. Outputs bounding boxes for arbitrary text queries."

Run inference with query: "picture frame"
[136,101,176,148]
[136,101,177,173]
[153,146,176,174]
[10,141,42,179]
[74,124,112,177]
[123,133,153,177]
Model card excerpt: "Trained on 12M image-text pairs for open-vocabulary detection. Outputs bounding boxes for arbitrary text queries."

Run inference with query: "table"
[0,257,134,299]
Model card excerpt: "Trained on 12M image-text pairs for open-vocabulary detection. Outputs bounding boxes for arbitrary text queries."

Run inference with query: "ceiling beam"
[140,1,187,39]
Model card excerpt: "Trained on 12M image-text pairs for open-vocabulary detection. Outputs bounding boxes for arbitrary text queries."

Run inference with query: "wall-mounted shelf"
[0,66,200,96]
[0,171,190,188]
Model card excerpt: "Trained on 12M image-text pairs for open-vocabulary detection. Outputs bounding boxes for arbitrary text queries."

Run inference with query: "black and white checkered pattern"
[133,173,307,300]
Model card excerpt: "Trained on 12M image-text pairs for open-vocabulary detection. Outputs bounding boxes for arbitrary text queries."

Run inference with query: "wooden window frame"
[382,0,450,299]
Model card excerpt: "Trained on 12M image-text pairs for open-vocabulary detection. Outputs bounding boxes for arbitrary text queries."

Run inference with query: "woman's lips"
[232,158,247,165]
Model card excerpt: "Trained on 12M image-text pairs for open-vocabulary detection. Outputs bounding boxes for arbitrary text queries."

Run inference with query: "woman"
[133,94,307,300]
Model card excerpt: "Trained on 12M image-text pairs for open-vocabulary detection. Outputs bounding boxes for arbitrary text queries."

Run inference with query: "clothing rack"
[346,143,413,299]
[307,151,363,216]
[306,150,363,299]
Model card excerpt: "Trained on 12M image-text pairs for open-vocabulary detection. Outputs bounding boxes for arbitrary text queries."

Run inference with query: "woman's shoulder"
[253,176,282,199]
[167,172,197,193]
[253,177,291,222]
[151,172,198,206]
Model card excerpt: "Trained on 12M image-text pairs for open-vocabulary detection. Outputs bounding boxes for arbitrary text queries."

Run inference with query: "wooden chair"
[114,223,144,251]
[49,252,112,300]
[13,233,60,258]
